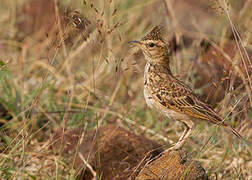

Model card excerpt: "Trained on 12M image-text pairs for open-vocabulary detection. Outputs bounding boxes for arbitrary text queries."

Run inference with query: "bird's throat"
[146,60,171,75]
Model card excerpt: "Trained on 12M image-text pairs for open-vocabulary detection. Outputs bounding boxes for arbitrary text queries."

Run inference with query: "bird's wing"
[156,79,224,125]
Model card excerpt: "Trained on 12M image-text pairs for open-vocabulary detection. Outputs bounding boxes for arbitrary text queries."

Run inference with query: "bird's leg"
[165,119,194,152]
[178,122,189,142]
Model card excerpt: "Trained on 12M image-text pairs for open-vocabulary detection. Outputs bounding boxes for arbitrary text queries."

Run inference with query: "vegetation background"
[0,0,251,179]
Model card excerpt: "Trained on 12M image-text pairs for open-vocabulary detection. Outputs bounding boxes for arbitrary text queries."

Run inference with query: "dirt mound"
[52,125,207,179]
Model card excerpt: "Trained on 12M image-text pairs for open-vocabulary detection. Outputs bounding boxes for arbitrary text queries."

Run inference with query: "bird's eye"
[148,43,155,47]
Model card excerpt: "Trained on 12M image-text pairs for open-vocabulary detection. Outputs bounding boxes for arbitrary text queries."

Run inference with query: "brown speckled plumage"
[141,26,164,41]
[130,26,243,151]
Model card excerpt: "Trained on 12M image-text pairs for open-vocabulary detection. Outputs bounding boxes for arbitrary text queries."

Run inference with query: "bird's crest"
[141,25,165,41]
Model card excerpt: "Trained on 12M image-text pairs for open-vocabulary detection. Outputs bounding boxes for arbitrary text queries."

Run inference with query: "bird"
[129,25,244,151]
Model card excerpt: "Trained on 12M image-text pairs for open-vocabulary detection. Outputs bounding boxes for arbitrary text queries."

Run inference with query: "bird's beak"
[128,40,140,44]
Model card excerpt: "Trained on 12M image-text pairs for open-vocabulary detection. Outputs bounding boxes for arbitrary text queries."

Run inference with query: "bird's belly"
[143,87,155,109]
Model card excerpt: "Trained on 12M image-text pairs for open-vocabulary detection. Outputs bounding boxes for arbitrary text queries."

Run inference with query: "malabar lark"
[129,26,243,151]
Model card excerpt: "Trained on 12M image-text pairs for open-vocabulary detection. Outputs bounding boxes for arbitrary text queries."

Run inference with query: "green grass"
[0,0,251,179]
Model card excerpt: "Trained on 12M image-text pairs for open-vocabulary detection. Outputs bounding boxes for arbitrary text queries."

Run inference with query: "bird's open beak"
[128,40,140,44]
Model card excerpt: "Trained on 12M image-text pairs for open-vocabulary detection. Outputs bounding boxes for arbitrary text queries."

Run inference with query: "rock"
[136,150,208,180]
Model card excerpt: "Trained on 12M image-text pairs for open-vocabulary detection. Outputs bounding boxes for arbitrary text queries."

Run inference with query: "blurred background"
[0,0,251,179]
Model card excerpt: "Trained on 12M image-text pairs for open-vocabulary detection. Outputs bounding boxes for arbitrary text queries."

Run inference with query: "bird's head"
[129,26,171,64]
